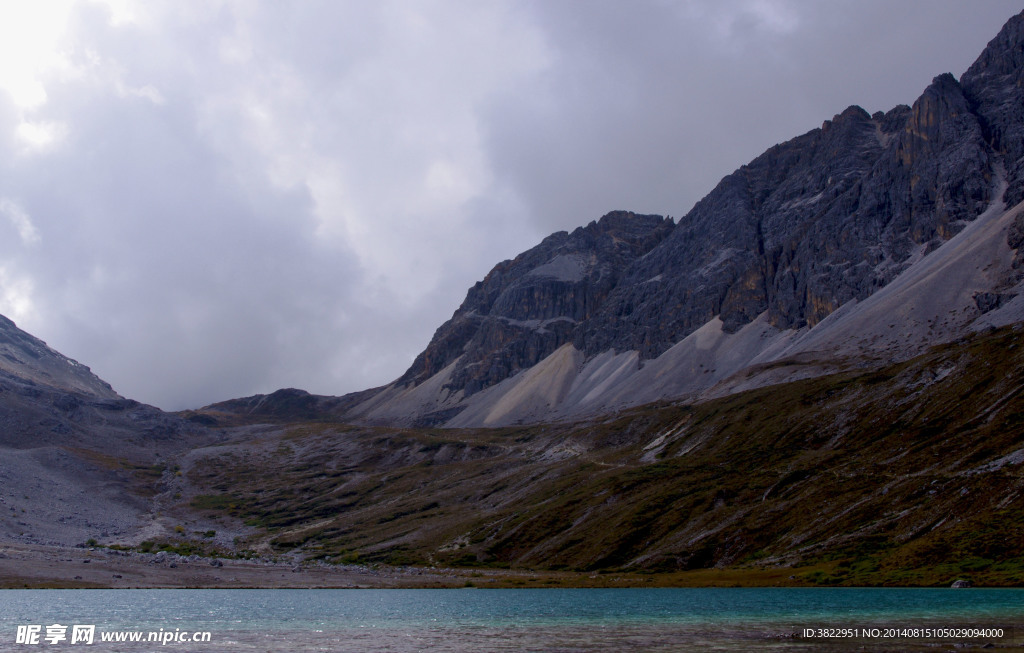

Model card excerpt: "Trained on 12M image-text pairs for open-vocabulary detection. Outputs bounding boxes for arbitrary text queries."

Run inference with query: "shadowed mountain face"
[598,79,992,349]
[327,9,1024,428]
[398,211,674,397]
[962,10,1024,210]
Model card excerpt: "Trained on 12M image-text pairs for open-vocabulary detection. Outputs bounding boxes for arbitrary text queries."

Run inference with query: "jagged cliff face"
[962,10,1024,210]
[346,10,1024,428]
[397,211,673,396]
[589,71,996,355]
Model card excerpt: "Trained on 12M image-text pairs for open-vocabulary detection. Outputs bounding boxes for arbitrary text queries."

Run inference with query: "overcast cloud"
[0,0,1019,410]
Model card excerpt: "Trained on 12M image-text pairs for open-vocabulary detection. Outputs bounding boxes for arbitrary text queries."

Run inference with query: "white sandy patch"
[446,344,583,427]
[350,357,464,425]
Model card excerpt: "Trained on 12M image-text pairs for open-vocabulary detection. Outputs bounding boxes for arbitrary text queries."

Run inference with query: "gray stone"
[396,211,673,398]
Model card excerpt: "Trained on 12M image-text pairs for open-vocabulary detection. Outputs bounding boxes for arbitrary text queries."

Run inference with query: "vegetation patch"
[176,326,1024,585]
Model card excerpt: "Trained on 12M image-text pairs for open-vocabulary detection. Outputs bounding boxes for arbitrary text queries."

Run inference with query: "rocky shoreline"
[0,542,500,589]
[5,541,1021,590]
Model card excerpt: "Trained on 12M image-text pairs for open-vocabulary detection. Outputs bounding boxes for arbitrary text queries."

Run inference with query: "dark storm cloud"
[0,1,1019,409]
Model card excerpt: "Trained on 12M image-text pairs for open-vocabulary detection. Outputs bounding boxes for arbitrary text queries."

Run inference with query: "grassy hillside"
[176,325,1024,586]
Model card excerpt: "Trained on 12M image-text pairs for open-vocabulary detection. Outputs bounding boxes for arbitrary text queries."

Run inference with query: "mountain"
[0,315,204,449]
[324,10,1024,429]
[0,315,211,548]
[0,314,119,402]
[5,11,1024,590]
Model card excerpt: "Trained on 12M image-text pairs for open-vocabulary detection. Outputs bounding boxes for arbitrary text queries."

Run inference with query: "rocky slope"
[331,9,1024,428]
[398,211,673,396]
[0,315,214,548]
[0,314,119,401]
[0,315,205,451]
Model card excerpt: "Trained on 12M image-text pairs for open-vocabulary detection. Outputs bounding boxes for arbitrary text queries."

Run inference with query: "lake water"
[0,588,1021,651]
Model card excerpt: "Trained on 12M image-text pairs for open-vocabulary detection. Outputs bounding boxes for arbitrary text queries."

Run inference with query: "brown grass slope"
[179,325,1024,586]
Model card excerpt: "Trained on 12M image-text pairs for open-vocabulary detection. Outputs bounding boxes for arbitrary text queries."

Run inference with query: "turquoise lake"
[1,588,1021,651]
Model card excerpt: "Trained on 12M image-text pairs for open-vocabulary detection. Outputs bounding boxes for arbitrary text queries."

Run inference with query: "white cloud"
[117,82,165,104]
[0,199,40,245]
[0,265,36,324]
[15,120,68,153]
[190,0,549,307]
[0,0,75,109]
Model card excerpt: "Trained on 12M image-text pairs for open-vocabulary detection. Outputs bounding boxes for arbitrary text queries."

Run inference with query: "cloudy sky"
[0,1,1019,410]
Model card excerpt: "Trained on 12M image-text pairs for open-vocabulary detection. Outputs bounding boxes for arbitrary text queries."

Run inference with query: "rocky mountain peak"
[962,9,1024,81]
[961,10,1024,208]
[898,73,971,165]
[822,104,872,131]
[873,105,912,134]
[576,209,671,236]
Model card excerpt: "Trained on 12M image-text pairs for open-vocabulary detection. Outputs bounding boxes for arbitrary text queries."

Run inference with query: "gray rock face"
[391,9,1024,401]
[0,312,208,450]
[0,315,119,400]
[0,313,215,548]
[961,10,1024,209]
[1008,212,1024,268]
[0,366,205,450]
[588,71,995,357]
[397,211,673,397]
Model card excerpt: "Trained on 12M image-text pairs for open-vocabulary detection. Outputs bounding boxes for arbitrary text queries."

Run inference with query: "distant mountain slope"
[0,314,119,400]
[333,9,1024,428]
[0,314,204,450]
[0,314,212,548]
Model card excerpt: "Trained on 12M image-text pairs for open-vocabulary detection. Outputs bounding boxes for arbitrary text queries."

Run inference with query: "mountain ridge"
[0,314,120,401]
[0,314,215,549]
[297,9,1024,428]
